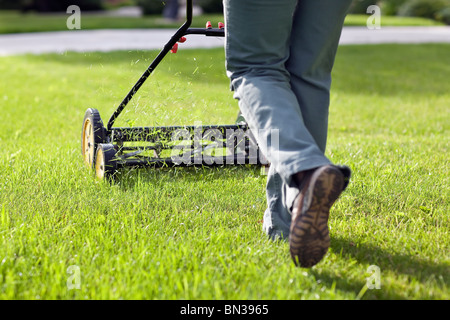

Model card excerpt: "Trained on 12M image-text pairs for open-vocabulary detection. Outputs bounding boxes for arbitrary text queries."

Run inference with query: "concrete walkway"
[0,26,449,56]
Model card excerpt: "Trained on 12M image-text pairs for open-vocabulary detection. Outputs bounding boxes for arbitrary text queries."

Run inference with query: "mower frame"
[81,0,267,179]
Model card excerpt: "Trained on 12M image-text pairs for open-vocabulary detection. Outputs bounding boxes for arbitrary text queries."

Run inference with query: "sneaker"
[289,165,348,267]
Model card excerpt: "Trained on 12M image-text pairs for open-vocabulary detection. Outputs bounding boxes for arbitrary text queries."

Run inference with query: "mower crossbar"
[110,123,267,168]
[109,124,248,143]
[117,155,262,169]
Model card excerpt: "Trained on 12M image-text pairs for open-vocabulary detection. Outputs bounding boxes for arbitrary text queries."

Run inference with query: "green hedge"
[378,0,409,15]
[398,0,450,19]
[349,0,450,18]
[348,0,376,14]
[2,0,104,12]
[136,0,164,15]
[136,0,223,15]
[195,0,223,13]
[435,6,450,24]
[0,0,23,10]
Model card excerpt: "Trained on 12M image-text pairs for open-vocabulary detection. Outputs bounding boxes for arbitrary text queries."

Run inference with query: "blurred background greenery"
[0,0,448,24]
[351,0,450,24]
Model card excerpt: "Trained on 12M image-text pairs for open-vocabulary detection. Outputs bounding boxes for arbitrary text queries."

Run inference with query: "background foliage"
[0,0,448,24]
[0,0,103,12]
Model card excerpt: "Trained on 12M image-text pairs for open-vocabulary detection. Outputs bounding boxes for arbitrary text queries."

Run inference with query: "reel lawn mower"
[81,0,267,180]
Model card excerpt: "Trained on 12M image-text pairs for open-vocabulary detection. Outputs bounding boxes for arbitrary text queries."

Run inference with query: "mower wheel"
[95,143,117,180]
[81,108,105,169]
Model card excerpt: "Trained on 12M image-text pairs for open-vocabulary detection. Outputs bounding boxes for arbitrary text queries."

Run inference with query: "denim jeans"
[223,0,352,239]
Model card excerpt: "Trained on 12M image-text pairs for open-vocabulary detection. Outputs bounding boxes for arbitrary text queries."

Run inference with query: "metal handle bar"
[106,0,224,132]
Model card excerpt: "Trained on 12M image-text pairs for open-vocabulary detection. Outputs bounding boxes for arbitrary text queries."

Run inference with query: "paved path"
[0,26,449,56]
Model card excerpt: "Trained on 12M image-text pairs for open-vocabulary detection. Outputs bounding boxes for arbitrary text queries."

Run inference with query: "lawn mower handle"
[106,0,195,131]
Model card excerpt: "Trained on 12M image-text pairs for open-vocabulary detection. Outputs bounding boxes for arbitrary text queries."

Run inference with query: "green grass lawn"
[0,10,444,34]
[0,11,225,34]
[0,44,449,300]
[344,14,445,26]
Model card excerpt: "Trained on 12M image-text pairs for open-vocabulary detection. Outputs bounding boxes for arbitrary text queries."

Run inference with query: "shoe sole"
[289,165,345,268]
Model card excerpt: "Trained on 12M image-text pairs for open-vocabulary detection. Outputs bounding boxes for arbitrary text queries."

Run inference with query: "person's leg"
[224,0,332,241]
[224,0,329,239]
[262,165,296,240]
[224,0,352,263]
[224,0,330,185]
[287,0,352,152]
[285,0,353,267]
